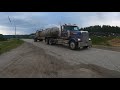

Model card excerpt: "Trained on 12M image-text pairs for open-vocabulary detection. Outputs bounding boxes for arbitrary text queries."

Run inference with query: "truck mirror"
[61,26,63,31]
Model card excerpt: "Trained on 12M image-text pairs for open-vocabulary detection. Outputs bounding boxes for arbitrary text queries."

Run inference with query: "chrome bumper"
[78,41,92,47]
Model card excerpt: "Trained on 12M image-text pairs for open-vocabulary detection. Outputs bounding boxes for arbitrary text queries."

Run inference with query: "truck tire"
[69,41,78,50]
[45,38,49,44]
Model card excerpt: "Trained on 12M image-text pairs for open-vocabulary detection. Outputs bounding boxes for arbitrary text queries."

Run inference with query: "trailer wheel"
[49,39,53,45]
[34,38,37,42]
[83,46,88,49]
[39,39,43,42]
[69,41,78,50]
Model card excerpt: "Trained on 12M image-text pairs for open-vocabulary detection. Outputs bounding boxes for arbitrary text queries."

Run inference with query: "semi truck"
[34,24,92,50]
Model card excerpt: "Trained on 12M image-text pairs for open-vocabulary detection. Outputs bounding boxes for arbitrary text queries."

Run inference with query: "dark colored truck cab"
[60,24,92,49]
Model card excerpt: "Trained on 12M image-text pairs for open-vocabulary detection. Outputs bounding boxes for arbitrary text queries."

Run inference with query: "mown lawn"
[0,39,24,54]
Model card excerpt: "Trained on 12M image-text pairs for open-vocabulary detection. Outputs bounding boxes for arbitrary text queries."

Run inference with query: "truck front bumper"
[78,41,92,48]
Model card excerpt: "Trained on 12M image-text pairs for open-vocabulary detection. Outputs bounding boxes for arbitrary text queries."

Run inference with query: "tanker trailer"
[41,27,60,37]
[34,24,92,50]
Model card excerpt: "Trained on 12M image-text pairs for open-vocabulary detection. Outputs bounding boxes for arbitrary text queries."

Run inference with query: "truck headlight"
[89,38,91,40]
[78,38,81,41]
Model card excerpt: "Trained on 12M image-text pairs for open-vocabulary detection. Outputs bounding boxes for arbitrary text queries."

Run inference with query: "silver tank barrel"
[40,27,60,37]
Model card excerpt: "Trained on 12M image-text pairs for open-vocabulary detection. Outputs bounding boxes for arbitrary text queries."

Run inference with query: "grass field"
[0,39,24,54]
[91,36,120,46]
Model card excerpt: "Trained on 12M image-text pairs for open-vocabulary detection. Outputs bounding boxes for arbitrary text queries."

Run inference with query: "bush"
[0,34,7,41]
[90,36,114,45]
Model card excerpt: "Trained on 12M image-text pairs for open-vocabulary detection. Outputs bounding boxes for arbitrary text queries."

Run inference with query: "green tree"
[80,25,120,36]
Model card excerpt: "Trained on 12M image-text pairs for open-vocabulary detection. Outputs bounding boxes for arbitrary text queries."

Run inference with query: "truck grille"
[81,32,89,42]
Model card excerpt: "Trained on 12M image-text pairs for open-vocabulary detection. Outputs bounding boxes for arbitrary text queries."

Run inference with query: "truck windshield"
[64,26,79,31]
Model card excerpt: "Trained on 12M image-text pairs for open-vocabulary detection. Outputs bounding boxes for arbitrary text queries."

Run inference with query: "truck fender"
[69,38,77,44]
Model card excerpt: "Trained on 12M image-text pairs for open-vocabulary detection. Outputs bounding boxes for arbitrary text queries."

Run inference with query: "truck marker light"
[78,38,81,41]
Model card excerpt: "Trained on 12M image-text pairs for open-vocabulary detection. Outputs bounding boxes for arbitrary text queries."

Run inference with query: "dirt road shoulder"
[93,45,120,52]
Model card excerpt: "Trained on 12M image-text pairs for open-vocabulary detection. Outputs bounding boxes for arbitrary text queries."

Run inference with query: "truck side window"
[62,26,66,31]
[63,26,67,31]
[61,26,63,31]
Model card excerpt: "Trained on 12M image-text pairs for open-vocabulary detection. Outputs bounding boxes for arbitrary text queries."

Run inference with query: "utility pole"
[8,16,16,38]
[15,25,16,38]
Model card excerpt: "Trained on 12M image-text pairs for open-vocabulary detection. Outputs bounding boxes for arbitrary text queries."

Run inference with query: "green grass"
[90,36,116,46]
[0,39,24,54]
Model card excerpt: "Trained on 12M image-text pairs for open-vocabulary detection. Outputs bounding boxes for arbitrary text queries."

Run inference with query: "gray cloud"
[0,12,120,35]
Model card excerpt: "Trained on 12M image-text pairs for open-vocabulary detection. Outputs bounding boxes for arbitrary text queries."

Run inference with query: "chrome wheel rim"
[70,42,75,49]
[49,40,52,45]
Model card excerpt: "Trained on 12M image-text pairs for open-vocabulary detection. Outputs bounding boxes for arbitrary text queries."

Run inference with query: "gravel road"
[23,39,120,72]
[0,39,120,78]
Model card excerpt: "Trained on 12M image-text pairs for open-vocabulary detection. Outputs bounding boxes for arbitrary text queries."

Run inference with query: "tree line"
[0,34,7,41]
[80,25,120,36]
[0,34,33,41]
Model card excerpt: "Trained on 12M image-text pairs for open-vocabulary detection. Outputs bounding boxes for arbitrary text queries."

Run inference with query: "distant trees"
[0,34,7,41]
[80,25,120,37]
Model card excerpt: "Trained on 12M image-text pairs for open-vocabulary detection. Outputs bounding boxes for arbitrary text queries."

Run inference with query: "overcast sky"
[0,12,120,35]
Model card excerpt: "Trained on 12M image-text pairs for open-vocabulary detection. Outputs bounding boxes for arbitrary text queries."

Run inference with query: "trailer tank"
[40,27,60,37]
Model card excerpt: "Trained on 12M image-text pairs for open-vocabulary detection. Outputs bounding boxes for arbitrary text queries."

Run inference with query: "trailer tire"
[39,39,43,42]
[49,39,53,45]
[83,46,88,49]
[34,38,37,42]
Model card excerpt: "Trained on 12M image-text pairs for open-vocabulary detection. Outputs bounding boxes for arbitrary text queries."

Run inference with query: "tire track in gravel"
[1,41,120,78]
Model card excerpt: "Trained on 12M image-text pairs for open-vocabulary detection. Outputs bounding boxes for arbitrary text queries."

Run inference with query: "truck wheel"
[69,41,77,50]
[45,39,49,44]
